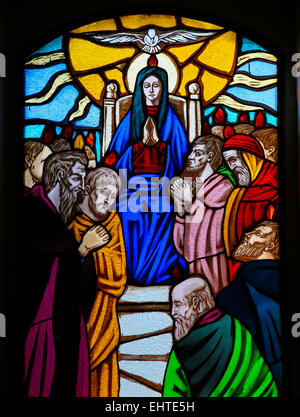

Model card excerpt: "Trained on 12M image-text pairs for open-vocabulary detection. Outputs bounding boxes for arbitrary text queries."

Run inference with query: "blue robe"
[107,104,189,285]
[216,260,282,392]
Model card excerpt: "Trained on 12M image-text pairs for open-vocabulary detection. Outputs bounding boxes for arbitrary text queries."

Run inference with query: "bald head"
[171,276,215,342]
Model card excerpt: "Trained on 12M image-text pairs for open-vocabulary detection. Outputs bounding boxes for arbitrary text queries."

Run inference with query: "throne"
[102,81,202,157]
[101,81,202,397]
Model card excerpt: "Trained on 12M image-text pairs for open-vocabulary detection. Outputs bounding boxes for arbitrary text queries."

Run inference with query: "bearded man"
[217,221,282,391]
[171,135,234,295]
[68,167,127,397]
[42,151,88,225]
[222,134,278,280]
[23,151,106,397]
[163,277,278,397]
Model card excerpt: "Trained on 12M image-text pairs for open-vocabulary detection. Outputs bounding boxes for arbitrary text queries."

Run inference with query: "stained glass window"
[23,14,281,398]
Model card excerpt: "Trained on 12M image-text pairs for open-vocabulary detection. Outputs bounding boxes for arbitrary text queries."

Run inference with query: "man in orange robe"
[69,167,127,397]
[222,134,278,280]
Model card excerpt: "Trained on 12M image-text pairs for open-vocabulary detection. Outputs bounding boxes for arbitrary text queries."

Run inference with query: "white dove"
[80,28,217,54]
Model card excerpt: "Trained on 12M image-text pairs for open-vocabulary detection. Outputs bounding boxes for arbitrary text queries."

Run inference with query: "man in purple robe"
[171,135,234,296]
[23,151,108,397]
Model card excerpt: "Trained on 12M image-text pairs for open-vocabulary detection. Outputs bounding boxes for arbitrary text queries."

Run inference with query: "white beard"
[236,166,251,186]
[173,315,196,342]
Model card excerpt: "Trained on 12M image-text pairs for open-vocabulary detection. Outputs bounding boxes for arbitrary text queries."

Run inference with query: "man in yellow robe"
[69,167,127,397]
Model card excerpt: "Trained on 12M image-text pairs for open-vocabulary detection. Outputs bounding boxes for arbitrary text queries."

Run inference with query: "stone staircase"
[117,286,173,397]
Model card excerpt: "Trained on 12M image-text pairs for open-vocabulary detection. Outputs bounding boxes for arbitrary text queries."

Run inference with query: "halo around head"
[125,52,179,94]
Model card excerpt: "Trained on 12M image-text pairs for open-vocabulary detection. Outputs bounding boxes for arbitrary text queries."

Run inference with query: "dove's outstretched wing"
[158,30,217,44]
[82,32,145,45]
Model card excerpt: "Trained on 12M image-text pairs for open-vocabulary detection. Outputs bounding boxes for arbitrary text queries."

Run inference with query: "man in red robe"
[222,134,278,280]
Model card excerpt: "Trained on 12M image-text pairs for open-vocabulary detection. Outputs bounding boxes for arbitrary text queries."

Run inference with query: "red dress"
[132,105,167,174]
[104,106,166,172]
[132,140,167,175]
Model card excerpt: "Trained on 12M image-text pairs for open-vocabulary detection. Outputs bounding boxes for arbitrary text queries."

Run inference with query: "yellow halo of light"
[125,53,179,94]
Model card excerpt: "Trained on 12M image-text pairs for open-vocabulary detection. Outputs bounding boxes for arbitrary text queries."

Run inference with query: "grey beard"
[233,240,267,261]
[173,315,196,342]
[59,180,83,225]
[235,167,251,186]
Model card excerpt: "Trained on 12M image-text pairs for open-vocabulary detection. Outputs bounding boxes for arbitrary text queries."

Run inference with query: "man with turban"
[222,134,278,279]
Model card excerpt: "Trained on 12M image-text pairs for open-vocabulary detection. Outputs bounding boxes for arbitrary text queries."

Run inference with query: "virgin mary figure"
[104,56,189,285]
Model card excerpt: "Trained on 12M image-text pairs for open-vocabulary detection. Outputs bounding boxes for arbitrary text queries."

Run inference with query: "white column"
[188,82,202,143]
[102,82,118,157]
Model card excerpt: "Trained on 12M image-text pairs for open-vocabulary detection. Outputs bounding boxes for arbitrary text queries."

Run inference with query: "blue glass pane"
[36,36,63,54]
[241,37,267,53]
[24,85,79,123]
[266,113,278,126]
[74,104,101,128]
[24,124,45,139]
[25,64,67,97]
[204,106,216,117]
[238,61,277,78]
[249,111,256,121]
[226,86,277,112]
[225,108,238,123]
[95,131,101,162]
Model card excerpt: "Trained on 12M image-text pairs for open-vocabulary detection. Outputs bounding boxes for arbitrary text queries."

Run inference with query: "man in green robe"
[162,276,278,397]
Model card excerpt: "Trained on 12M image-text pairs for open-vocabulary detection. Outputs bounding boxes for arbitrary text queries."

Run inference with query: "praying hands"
[170,178,193,216]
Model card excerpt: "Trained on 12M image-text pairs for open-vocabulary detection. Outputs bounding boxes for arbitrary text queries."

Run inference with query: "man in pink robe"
[171,135,234,295]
